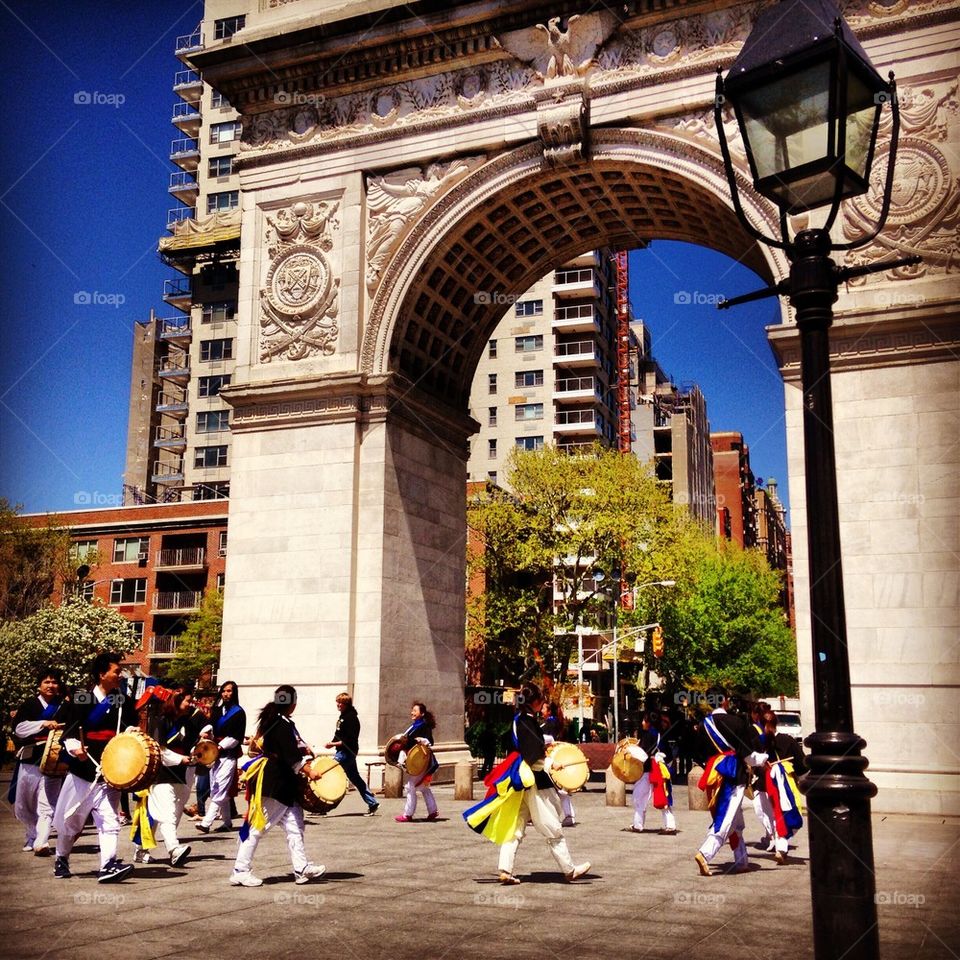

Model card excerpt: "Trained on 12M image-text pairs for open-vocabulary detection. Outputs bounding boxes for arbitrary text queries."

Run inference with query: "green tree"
[165,589,223,687]
[0,597,139,716]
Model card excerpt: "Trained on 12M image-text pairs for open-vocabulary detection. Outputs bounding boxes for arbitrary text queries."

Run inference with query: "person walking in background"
[325,692,379,816]
[627,710,677,835]
[197,681,245,834]
[394,702,439,822]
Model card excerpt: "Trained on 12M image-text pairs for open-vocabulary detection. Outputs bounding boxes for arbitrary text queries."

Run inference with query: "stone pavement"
[0,776,957,960]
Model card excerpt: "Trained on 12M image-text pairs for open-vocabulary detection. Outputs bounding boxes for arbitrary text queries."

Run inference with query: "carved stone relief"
[365,156,486,293]
[259,200,340,362]
[537,89,588,167]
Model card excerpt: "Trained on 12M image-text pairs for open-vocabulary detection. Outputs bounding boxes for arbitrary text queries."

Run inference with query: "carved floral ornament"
[259,200,340,363]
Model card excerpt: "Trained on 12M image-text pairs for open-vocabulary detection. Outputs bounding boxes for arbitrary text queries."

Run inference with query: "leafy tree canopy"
[164,589,223,688]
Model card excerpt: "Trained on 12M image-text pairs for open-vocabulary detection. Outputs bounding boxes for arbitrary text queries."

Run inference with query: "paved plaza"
[1,776,956,960]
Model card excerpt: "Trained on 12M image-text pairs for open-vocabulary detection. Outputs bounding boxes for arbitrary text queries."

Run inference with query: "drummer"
[626,711,677,835]
[197,680,245,834]
[394,702,439,823]
[540,701,575,827]
[133,690,200,867]
[229,684,326,887]
[11,668,65,855]
[53,652,139,883]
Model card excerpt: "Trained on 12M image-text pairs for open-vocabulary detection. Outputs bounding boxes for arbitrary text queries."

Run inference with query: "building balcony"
[554,409,603,435]
[168,170,199,205]
[554,339,600,366]
[152,590,203,613]
[149,635,180,657]
[552,268,602,300]
[156,390,188,416]
[158,315,191,341]
[171,101,201,138]
[553,304,601,334]
[553,375,602,404]
[167,206,195,231]
[169,137,199,171]
[162,277,192,309]
[155,546,206,571]
[175,30,203,60]
[158,353,190,380]
[557,440,598,456]
[173,70,202,105]
[151,462,184,485]
[154,425,187,449]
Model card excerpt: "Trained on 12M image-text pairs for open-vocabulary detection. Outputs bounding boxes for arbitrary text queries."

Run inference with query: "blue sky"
[0,2,789,522]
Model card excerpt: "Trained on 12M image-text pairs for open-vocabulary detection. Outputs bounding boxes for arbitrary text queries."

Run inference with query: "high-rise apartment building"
[711,430,757,546]
[124,6,246,505]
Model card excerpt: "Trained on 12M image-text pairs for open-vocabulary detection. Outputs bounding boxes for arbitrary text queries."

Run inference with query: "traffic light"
[651,624,665,658]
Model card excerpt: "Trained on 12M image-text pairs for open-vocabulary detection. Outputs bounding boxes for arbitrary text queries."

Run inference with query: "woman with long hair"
[229,684,325,887]
[394,701,439,823]
[197,680,245,833]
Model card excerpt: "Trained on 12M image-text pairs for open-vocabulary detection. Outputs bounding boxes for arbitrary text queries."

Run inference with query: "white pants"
[147,782,190,854]
[559,790,575,822]
[698,783,748,866]
[54,774,120,868]
[498,784,575,877]
[754,789,774,840]
[14,763,62,847]
[403,772,437,817]
[201,757,237,828]
[234,798,308,876]
[631,773,676,831]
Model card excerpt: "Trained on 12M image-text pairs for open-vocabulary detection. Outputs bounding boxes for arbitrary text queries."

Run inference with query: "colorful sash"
[698,751,739,832]
[649,758,673,809]
[87,694,115,728]
[765,759,804,838]
[215,703,242,734]
[462,752,535,846]
[238,755,269,841]
[130,790,157,849]
[40,700,60,721]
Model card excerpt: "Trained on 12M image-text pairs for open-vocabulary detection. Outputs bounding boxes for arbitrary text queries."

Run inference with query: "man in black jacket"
[325,692,379,815]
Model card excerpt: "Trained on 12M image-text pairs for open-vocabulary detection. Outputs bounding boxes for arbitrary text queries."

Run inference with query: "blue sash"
[87,694,115,728]
[215,703,241,734]
[40,700,60,721]
[703,715,732,754]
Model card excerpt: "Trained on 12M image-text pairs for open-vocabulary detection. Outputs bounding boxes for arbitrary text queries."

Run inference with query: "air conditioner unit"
[137,552,149,562]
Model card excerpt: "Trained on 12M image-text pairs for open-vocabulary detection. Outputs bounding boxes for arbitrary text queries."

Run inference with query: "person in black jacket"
[760,710,807,864]
[496,683,590,885]
[197,680,245,833]
[626,710,677,834]
[324,692,378,815]
[229,684,326,888]
[53,652,139,883]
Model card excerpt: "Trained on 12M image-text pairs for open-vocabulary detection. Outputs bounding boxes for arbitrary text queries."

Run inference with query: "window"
[488,407,497,427]
[515,403,544,421]
[208,156,233,177]
[214,14,246,39]
[207,190,239,214]
[110,579,146,605]
[488,339,497,358]
[198,374,231,397]
[216,572,226,592]
[194,482,230,501]
[194,446,228,469]
[128,621,144,643]
[201,301,235,324]
[515,335,543,353]
[515,299,543,317]
[200,339,233,362]
[487,471,497,484]
[70,540,98,562]
[515,370,544,388]
[113,537,149,563]
[210,121,241,145]
[219,531,228,555]
[196,410,229,433]
[488,439,497,458]
[75,581,95,601]
[488,373,497,394]
[210,91,231,110]
[516,436,544,451]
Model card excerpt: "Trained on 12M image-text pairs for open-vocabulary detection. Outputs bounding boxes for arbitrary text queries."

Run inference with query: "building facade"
[711,430,757,546]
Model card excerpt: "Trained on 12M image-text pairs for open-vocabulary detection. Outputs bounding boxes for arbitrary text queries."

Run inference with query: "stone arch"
[364,128,789,408]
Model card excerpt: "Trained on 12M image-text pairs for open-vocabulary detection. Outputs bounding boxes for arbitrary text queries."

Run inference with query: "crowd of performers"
[9,656,806,887]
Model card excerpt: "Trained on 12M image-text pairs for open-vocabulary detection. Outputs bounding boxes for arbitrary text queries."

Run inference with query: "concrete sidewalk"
[0,777,956,960]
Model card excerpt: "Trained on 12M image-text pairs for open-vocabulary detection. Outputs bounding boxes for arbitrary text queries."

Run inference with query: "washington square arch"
[188,0,959,816]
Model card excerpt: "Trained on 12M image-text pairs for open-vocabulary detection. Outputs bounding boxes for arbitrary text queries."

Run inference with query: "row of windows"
[71,532,228,564]
[487,436,545,457]
[486,404,544,425]
[487,334,544,358]
[77,577,224,607]
[488,368,547,394]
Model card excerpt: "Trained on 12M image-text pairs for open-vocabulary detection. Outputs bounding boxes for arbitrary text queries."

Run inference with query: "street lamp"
[714,2,921,957]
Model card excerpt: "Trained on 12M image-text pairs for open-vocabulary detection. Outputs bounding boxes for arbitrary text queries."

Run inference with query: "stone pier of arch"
[192,0,959,812]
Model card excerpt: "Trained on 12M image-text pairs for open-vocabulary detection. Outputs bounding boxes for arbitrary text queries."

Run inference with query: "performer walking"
[394,702,439,822]
[133,690,199,867]
[12,668,66,855]
[324,692,379,816]
[464,683,590,885]
[53,652,138,882]
[627,710,677,835]
[229,685,326,887]
[760,710,806,864]
[197,680,245,833]
[540,702,575,827]
[693,695,766,876]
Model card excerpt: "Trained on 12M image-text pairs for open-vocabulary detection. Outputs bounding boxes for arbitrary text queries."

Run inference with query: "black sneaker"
[364,804,380,817]
[98,858,134,883]
[54,856,71,879]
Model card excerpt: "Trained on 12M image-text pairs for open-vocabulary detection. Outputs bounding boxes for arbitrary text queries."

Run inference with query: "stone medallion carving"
[365,156,486,293]
[260,200,340,362]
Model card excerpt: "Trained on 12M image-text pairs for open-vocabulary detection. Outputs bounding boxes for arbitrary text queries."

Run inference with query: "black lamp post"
[714,2,921,958]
